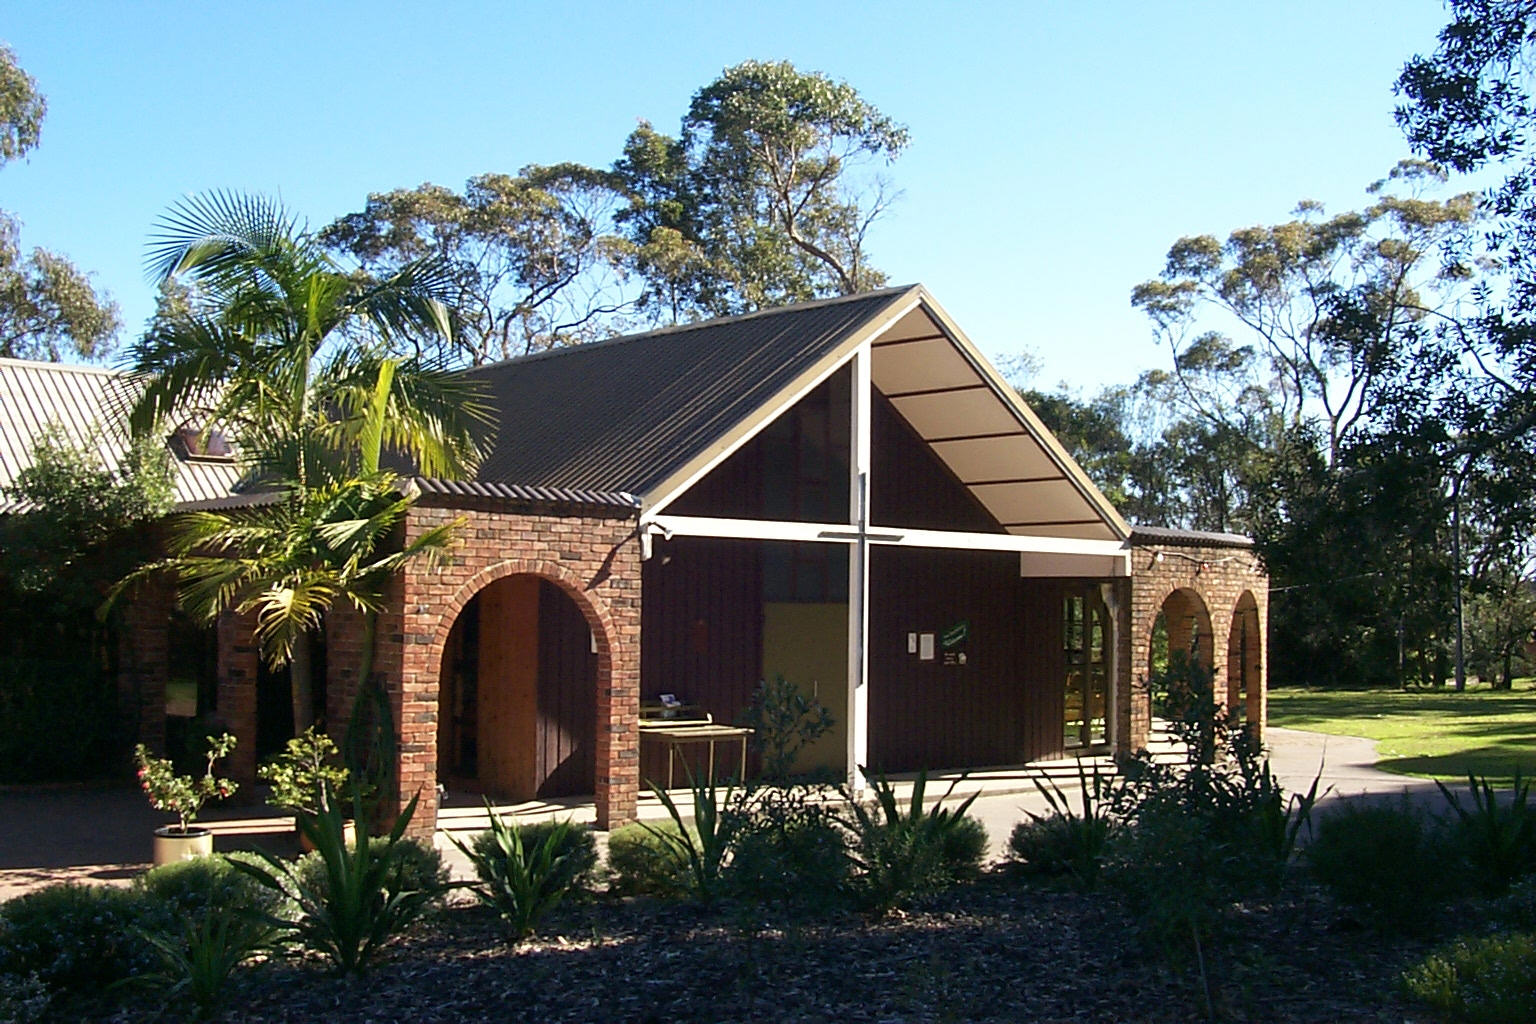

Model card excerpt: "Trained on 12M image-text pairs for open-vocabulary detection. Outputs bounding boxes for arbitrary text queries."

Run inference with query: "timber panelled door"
[437,577,597,800]
[1063,587,1110,750]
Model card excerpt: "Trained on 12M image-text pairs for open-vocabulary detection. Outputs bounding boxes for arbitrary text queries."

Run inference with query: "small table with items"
[639,698,753,790]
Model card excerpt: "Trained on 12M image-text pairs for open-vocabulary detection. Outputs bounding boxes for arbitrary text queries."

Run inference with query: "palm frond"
[146,190,303,287]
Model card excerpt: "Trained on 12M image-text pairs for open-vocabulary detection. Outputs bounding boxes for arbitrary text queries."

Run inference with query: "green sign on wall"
[941,620,970,650]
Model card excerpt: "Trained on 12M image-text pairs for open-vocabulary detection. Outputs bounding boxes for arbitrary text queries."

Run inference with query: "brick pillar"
[217,609,260,790]
[118,577,173,754]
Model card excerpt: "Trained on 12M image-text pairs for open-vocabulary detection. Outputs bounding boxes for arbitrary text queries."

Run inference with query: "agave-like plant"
[840,768,982,916]
[231,787,439,975]
[449,804,590,940]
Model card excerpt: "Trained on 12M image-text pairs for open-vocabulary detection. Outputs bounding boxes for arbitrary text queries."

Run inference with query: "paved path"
[0,726,1451,900]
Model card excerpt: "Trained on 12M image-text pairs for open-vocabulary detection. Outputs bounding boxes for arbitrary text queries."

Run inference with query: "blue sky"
[3,1,1452,393]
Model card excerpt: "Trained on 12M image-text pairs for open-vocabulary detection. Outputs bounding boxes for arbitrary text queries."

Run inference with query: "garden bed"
[86,876,1434,1024]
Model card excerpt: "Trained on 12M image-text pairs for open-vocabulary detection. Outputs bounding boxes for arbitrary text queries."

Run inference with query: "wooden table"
[639,719,753,790]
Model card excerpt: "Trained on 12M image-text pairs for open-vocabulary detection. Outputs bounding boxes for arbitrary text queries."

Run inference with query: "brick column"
[216,609,260,790]
[117,576,174,755]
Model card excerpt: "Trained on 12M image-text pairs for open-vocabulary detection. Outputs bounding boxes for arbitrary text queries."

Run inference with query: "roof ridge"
[0,356,123,376]
[465,285,919,375]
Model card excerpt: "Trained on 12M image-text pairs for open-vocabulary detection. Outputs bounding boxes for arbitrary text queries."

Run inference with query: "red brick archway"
[1155,587,1215,674]
[1227,590,1263,736]
[385,503,642,836]
[432,563,609,804]
[1127,535,1269,754]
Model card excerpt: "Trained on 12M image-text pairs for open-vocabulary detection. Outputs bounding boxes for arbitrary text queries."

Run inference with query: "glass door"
[1064,589,1109,749]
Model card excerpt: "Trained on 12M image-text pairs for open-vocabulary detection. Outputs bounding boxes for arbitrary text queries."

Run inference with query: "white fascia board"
[645,513,1130,567]
[642,290,924,519]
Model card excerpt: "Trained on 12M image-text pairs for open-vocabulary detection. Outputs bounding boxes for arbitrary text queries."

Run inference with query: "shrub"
[841,770,981,917]
[134,850,290,920]
[740,674,834,782]
[1438,769,1536,896]
[232,792,442,974]
[1009,761,1123,888]
[472,820,598,895]
[1106,800,1243,965]
[452,809,594,940]
[1403,931,1536,1023]
[0,883,157,993]
[1307,799,1460,934]
[941,813,989,881]
[258,727,355,817]
[0,971,48,1024]
[1497,875,1536,930]
[606,822,692,898]
[723,783,849,913]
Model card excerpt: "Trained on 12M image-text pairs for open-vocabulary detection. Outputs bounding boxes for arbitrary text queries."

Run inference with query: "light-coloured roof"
[0,357,242,512]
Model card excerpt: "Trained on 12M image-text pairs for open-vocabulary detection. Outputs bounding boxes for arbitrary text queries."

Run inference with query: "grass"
[1267,680,1536,782]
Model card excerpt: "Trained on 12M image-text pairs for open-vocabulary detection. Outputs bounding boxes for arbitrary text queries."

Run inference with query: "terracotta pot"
[298,819,357,853]
[153,826,213,866]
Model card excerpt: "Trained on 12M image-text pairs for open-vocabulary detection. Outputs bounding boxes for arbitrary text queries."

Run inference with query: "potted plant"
[258,726,358,850]
[133,733,238,865]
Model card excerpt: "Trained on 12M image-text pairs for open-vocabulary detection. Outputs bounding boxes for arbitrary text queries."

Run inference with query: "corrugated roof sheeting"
[412,477,640,509]
[0,358,242,510]
[1129,524,1254,549]
[463,288,912,497]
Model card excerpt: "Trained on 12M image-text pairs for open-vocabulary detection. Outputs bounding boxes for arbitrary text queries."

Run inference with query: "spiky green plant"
[841,768,982,916]
[643,765,735,903]
[231,788,440,974]
[449,805,591,940]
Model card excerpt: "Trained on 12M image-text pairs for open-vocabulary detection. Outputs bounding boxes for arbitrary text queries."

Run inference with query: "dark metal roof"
[462,287,914,498]
[1129,524,1254,549]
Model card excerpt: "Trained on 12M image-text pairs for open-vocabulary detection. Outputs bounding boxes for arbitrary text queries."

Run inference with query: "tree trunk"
[290,632,314,734]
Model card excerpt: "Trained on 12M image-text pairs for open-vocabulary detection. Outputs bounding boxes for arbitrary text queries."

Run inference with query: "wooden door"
[535,580,596,796]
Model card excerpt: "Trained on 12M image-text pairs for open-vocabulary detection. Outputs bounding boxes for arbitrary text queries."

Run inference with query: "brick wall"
[380,501,643,838]
[1126,541,1269,751]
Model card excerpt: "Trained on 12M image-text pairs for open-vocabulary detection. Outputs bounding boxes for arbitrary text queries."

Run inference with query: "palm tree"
[121,191,491,733]
[129,190,487,488]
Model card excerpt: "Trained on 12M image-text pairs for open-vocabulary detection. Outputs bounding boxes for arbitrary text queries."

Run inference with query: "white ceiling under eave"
[869,301,1128,544]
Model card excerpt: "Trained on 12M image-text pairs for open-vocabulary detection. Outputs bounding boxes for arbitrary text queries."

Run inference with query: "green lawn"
[1267,681,1536,782]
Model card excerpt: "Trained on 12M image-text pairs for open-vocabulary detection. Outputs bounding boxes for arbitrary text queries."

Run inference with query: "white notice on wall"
[907,632,917,654]
[919,633,935,661]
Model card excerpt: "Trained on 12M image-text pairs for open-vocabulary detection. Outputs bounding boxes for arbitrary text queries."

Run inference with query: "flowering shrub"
[133,733,238,834]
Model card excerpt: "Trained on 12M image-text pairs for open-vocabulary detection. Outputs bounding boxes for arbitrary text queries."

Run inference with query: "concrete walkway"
[0,725,1450,901]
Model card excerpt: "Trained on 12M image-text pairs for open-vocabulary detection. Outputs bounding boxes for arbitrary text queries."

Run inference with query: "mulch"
[89,873,1439,1024]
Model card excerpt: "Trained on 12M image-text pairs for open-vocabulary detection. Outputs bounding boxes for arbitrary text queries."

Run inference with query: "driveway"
[0,725,1453,901]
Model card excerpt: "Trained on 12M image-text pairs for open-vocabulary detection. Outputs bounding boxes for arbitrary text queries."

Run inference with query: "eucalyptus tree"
[1132,160,1478,468]
[0,44,119,360]
[323,164,633,364]
[123,191,490,732]
[1131,164,1485,686]
[615,60,908,320]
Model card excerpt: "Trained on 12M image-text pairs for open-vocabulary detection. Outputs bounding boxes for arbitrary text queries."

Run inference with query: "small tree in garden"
[258,726,355,817]
[133,733,238,834]
[741,674,834,782]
